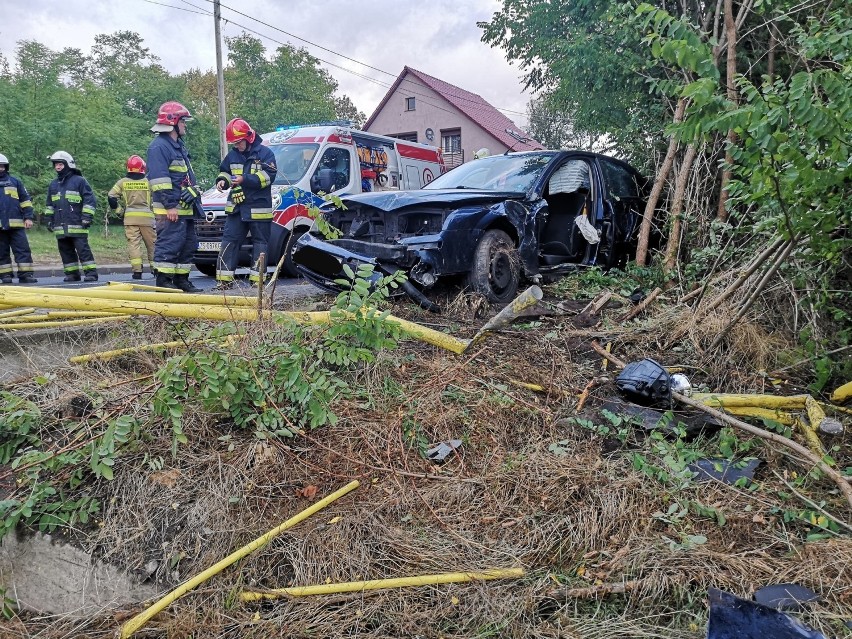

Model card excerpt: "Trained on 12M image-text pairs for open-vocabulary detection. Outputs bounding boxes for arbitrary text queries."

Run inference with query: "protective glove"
[179,185,201,206]
[108,196,119,210]
[46,221,54,232]
[230,185,245,205]
[81,218,91,229]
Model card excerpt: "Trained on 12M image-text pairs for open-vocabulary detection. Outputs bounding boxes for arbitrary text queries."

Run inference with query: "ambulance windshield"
[268,143,319,185]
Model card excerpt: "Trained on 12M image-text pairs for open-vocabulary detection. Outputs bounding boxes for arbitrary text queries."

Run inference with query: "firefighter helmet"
[225,118,256,144]
[126,155,146,174]
[0,153,8,168]
[152,101,192,132]
[48,151,76,169]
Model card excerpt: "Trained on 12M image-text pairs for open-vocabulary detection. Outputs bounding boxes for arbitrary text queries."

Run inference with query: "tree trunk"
[663,143,699,272]
[716,0,738,222]
[635,98,687,266]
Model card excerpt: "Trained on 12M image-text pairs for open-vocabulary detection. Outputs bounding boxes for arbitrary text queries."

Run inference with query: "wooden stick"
[546,579,642,601]
[589,341,852,511]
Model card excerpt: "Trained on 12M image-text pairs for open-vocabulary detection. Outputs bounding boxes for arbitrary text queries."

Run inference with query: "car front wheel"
[466,229,520,304]
[194,263,216,277]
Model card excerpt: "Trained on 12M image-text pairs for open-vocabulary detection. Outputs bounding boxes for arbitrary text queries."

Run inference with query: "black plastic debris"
[688,458,762,485]
[629,288,646,304]
[601,399,722,439]
[615,358,672,407]
[426,439,462,464]
[707,588,827,639]
[754,584,821,611]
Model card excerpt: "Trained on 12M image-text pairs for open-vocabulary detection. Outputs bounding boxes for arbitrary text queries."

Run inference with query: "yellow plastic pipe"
[719,406,796,425]
[0,290,469,354]
[0,307,36,319]
[0,311,122,323]
[691,393,809,409]
[69,334,242,364]
[239,567,525,602]
[108,281,211,294]
[831,381,852,404]
[1,285,259,307]
[0,316,128,330]
[794,417,826,457]
[119,480,360,639]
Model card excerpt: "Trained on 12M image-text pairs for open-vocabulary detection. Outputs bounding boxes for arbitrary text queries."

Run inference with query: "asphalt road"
[10,265,329,304]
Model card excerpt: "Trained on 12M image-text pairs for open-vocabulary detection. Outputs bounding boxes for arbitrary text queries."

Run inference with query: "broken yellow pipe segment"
[0,316,129,330]
[70,334,243,364]
[794,418,826,458]
[0,311,121,323]
[108,281,212,294]
[0,307,36,319]
[714,406,796,425]
[831,381,852,404]
[2,285,260,307]
[691,393,810,409]
[119,480,360,639]
[239,568,526,602]
[0,290,469,354]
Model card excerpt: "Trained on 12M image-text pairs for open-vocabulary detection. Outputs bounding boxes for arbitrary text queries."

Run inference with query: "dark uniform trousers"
[57,236,97,275]
[154,217,198,275]
[218,216,270,281]
[0,229,35,278]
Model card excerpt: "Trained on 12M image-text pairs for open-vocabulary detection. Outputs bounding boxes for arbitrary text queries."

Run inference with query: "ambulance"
[194,123,446,277]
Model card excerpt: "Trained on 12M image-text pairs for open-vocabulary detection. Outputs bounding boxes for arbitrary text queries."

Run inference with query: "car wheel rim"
[490,250,513,293]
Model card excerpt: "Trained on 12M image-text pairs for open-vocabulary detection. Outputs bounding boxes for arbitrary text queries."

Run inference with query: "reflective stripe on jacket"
[0,174,33,230]
[147,134,202,218]
[44,171,96,236]
[108,176,154,225]
[217,138,278,222]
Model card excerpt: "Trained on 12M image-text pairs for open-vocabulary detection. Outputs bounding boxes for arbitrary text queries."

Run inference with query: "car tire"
[466,229,519,304]
[282,227,307,278]
[194,263,216,277]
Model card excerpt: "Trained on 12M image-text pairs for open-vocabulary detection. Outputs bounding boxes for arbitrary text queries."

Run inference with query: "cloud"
[0,0,532,127]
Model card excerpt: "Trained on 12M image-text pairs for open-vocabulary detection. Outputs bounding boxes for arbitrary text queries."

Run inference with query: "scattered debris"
[425,440,463,464]
[619,286,662,322]
[688,458,762,485]
[615,358,672,407]
[707,588,827,639]
[753,583,821,611]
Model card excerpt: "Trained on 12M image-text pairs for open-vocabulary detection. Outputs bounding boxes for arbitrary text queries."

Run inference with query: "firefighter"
[147,101,204,292]
[0,153,37,284]
[45,151,99,282]
[214,117,278,289]
[108,155,155,280]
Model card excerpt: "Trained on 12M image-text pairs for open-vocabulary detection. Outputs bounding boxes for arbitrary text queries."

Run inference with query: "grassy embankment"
[25,226,131,265]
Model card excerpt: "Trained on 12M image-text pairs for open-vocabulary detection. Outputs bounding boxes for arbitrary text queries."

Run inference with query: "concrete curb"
[31,264,135,277]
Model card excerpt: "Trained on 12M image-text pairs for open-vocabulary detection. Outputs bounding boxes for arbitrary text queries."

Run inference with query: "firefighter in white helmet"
[45,151,99,282]
[0,153,37,284]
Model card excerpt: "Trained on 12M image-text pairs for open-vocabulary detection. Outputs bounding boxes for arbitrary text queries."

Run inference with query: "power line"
[140,0,210,16]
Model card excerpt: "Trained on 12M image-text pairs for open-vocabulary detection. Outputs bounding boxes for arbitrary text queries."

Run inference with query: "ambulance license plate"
[197,242,220,252]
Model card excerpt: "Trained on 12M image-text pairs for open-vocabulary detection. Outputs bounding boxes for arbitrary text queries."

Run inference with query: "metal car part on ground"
[292,150,650,310]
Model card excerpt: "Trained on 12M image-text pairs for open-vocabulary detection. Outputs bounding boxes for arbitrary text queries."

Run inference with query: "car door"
[595,158,645,268]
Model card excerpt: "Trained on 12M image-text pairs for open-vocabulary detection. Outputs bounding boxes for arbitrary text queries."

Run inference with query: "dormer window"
[405,97,416,111]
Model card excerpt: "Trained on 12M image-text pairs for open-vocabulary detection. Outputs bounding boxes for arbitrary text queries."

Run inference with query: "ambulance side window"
[311,148,352,193]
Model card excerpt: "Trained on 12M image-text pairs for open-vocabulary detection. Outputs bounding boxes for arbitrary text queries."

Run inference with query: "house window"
[405,97,416,111]
[441,129,461,153]
[391,132,418,142]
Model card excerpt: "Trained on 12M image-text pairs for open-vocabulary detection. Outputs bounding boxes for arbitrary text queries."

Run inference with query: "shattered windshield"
[267,143,319,185]
[424,153,556,193]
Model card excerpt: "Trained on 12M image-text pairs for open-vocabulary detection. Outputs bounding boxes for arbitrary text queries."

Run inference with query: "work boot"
[155,272,180,290]
[172,273,204,294]
[132,271,143,280]
[63,272,82,282]
[0,275,12,284]
[84,272,99,282]
[18,274,38,284]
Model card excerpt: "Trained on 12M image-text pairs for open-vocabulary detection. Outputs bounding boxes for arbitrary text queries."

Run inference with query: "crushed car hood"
[338,189,525,212]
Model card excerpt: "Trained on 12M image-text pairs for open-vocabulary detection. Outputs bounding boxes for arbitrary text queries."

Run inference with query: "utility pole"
[214,0,227,158]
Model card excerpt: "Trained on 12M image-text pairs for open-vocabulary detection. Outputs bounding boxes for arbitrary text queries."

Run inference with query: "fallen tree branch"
[620,287,662,323]
[546,579,642,601]
[589,341,852,511]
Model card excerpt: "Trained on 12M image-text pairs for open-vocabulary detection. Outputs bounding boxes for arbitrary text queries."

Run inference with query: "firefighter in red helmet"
[214,118,277,288]
[108,155,155,279]
[146,101,203,292]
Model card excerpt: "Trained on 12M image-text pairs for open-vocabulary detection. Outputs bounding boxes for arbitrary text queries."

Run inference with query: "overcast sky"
[0,0,534,128]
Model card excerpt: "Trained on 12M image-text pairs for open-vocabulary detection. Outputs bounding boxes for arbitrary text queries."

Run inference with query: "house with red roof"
[363,66,543,169]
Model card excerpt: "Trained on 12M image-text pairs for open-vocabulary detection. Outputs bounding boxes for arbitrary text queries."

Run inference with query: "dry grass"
[1,287,850,639]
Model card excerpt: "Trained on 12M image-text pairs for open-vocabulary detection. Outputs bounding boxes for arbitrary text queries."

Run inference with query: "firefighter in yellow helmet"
[108,155,155,279]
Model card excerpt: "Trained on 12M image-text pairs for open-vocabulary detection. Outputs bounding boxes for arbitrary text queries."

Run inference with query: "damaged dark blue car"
[292,151,648,311]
